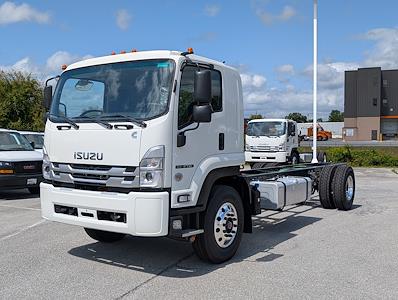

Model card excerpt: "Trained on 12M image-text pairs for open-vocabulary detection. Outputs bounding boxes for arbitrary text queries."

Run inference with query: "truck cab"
[245,119,299,166]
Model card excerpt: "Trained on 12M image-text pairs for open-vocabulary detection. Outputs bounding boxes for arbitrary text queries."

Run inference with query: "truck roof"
[248,118,293,123]
[65,50,237,73]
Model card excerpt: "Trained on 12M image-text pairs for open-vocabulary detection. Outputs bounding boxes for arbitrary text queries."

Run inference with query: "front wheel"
[290,151,300,164]
[84,228,126,243]
[28,187,40,194]
[193,185,244,264]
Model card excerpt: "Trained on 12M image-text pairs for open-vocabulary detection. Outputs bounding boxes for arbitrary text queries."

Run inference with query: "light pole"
[311,0,318,163]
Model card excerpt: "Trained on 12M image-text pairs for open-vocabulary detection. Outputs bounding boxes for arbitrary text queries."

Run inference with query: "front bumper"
[245,151,289,163]
[0,173,43,190]
[40,183,169,237]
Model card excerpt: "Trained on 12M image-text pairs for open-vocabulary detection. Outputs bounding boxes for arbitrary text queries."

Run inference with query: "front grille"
[249,145,278,152]
[49,162,139,189]
[13,161,42,174]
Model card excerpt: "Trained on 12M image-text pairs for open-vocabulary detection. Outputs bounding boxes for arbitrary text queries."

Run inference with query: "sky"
[1,0,398,119]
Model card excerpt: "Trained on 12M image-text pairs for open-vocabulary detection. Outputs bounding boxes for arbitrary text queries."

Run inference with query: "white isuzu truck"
[245,118,300,167]
[41,49,355,263]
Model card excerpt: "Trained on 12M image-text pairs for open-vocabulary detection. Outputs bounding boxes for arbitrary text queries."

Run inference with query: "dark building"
[343,67,398,141]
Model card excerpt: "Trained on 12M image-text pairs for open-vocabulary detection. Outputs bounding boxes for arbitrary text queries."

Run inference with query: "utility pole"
[311,0,318,163]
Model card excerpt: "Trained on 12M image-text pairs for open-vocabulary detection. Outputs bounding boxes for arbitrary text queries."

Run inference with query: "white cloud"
[241,73,266,88]
[256,5,296,25]
[116,9,131,30]
[204,4,220,17]
[0,1,50,25]
[362,28,398,69]
[0,51,92,81]
[276,64,295,76]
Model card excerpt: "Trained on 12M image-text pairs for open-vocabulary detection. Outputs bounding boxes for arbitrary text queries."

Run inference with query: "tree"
[0,70,45,131]
[249,113,263,120]
[285,112,307,123]
[328,110,344,122]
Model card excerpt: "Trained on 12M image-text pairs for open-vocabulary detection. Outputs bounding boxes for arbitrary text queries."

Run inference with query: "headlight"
[245,144,250,151]
[42,146,51,180]
[139,146,164,188]
[0,161,13,174]
[278,142,286,151]
[0,161,12,167]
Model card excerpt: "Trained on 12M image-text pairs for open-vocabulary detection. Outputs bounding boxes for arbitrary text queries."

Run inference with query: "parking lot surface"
[1,168,397,299]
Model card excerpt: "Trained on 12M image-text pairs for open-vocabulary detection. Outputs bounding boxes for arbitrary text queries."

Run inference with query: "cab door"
[171,65,223,207]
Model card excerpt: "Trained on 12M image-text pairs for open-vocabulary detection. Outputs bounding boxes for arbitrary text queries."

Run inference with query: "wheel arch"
[196,167,253,233]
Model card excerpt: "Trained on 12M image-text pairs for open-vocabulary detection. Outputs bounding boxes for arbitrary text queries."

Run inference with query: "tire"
[317,151,326,163]
[193,185,244,264]
[251,162,266,169]
[331,165,355,210]
[318,165,337,209]
[291,151,300,164]
[84,228,126,243]
[28,187,40,194]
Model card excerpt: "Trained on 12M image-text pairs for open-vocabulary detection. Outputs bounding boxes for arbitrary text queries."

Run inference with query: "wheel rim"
[345,175,354,201]
[214,202,238,248]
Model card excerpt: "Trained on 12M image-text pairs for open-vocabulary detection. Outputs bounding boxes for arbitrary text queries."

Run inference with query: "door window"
[178,66,222,129]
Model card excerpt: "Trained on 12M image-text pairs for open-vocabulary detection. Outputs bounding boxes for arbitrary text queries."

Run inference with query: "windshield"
[22,134,44,149]
[51,59,175,121]
[0,132,34,151]
[246,121,286,137]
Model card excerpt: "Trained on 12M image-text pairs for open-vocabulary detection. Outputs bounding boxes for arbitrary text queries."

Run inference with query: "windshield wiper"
[100,114,147,128]
[76,116,113,129]
[48,114,79,130]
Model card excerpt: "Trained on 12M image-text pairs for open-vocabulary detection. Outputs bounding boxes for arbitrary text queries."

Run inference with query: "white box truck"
[41,49,355,263]
[245,118,300,167]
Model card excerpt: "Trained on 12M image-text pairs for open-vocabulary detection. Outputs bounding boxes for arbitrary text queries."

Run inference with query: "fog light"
[172,219,182,230]
[145,172,153,181]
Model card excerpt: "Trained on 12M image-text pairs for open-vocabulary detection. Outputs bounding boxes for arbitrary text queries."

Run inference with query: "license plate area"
[27,178,37,185]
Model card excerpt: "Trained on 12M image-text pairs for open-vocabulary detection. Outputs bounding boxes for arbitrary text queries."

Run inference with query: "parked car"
[0,129,43,194]
[19,131,44,154]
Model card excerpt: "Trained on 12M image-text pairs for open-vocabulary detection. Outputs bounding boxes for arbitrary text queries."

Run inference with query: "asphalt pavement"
[1,168,398,299]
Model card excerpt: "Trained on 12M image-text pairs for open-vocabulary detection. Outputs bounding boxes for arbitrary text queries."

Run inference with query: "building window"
[383,79,388,87]
[373,98,377,106]
[382,99,388,106]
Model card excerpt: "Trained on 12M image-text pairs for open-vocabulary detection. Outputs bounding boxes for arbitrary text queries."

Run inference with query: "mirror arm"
[177,123,200,147]
[45,75,60,87]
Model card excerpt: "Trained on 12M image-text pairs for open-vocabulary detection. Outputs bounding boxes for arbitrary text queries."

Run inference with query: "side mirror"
[290,124,296,136]
[43,86,53,110]
[30,141,35,149]
[194,70,212,104]
[192,104,212,123]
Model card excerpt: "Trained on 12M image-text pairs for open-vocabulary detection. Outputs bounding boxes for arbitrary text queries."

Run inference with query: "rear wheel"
[193,185,244,264]
[84,228,126,243]
[28,187,40,194]
[318,165,337,209]
[317,151,327,163]
[332,165,355,210]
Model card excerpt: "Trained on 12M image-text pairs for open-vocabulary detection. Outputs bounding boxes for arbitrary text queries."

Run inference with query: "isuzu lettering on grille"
[73,152,103,160]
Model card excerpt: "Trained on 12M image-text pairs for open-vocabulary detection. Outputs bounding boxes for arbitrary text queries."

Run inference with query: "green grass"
[299,146,398,167]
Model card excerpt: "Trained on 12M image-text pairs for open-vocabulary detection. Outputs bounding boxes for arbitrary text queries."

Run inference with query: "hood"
[45,123,142,166]
[0,150,43,162]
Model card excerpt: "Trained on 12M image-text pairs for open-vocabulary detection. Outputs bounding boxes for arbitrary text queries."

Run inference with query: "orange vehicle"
[307,124,332,141]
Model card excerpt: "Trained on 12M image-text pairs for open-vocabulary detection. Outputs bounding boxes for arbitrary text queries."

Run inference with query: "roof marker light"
[131,49,137,52]
[187,47,193,54]
[61,64,67,70]
[120,50,126,54]
[111,51,116,55]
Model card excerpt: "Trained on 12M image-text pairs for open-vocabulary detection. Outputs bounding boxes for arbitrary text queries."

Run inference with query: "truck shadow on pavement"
[69,200,359,278]
[0,189,38,200]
